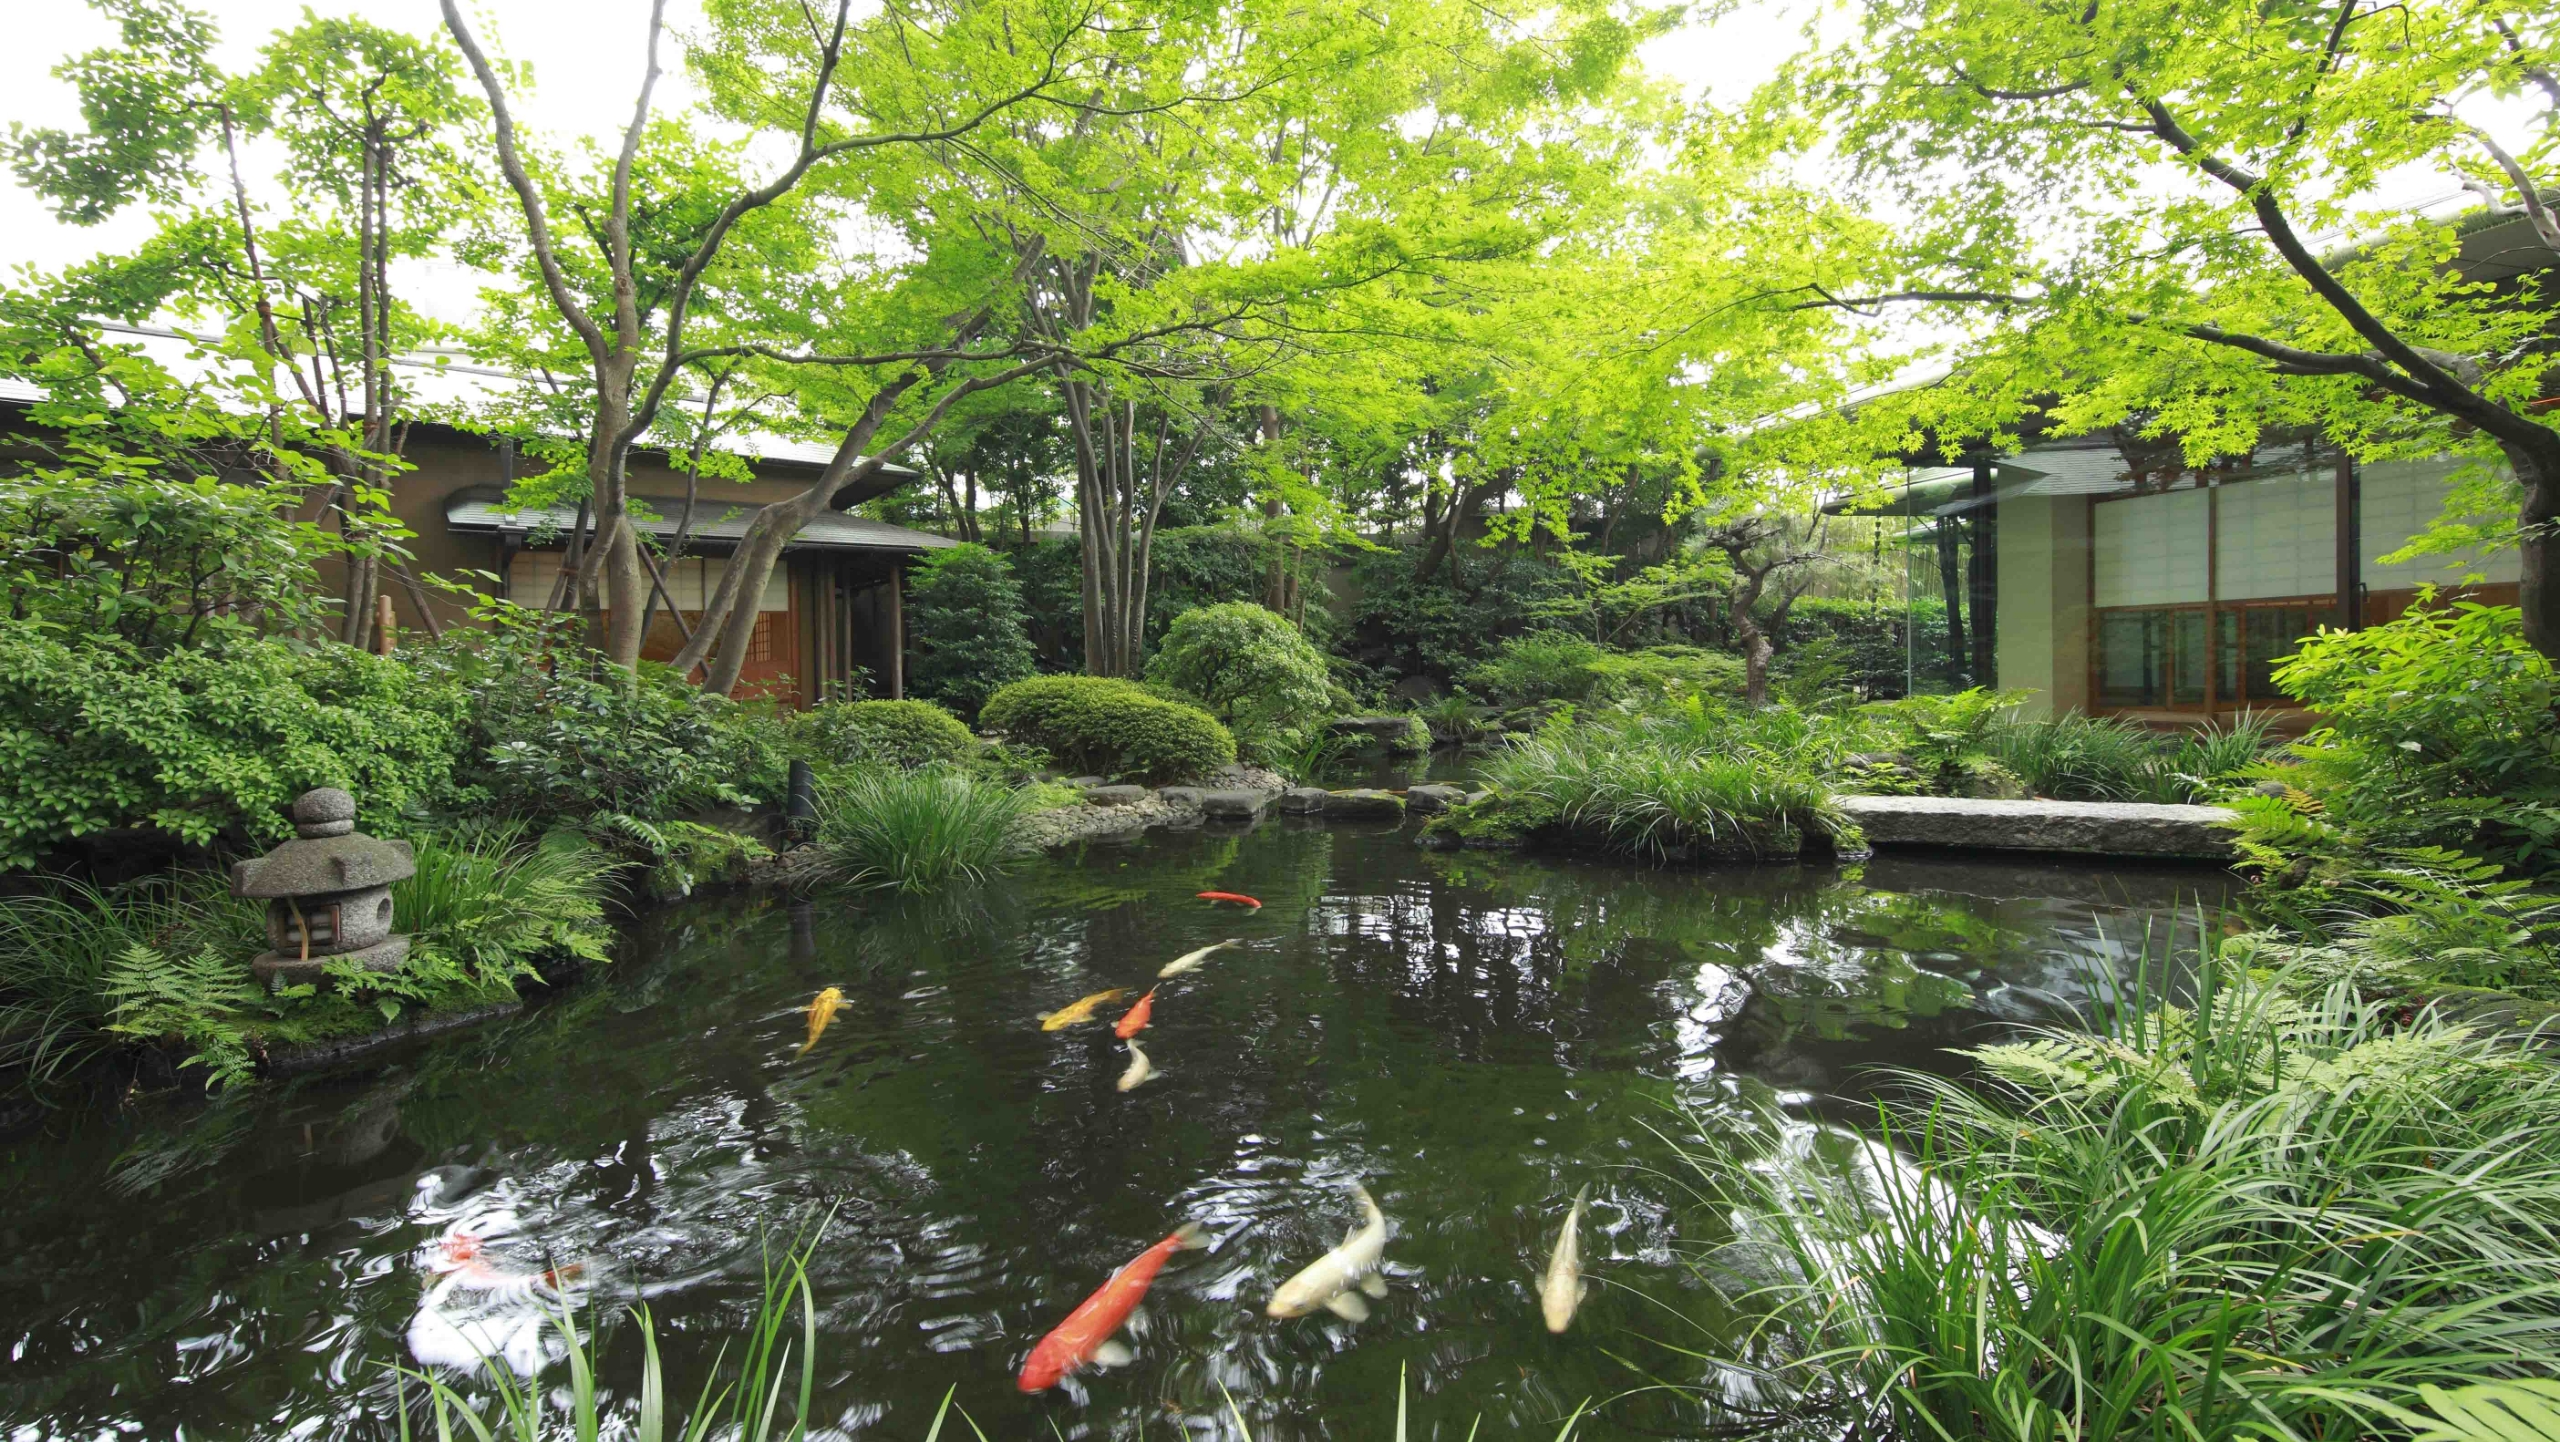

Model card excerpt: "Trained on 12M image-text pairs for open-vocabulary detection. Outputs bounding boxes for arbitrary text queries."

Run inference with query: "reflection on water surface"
[0,823,2233,1440]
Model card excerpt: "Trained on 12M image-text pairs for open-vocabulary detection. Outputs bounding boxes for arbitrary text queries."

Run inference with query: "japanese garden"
[2,0,2557,1437]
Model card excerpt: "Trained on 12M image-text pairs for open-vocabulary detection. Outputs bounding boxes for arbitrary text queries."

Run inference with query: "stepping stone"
[1279,786,1331,814]
[1324,788,1406,820]
[1084,784,1151,807]
[1404,784,1466,814]
[1201,789,1273,822]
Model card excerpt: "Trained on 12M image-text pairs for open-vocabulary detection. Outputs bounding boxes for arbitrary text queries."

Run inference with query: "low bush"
[1700,954,2560,1442]
[413,633,772,826]
[794,699,977,770]
[813,766,1035,893]
[1145,602,1332,761]
[979,675,1235,783]
[2237,602,2560,876]
[1463,631,1605,708]
[906,543,1037,720]
[1583,645,1746,705]
[0,625,471,870]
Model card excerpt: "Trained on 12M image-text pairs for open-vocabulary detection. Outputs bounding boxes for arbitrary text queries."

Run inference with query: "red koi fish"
[1017,1222,1208,1392]
[1114,988,1158,1039]
[1197,891,1262,910]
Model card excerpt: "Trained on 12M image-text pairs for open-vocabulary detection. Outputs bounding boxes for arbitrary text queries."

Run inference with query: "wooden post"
[888,560,906,700]
[2335,451,2361,630]
[374,593,397,655]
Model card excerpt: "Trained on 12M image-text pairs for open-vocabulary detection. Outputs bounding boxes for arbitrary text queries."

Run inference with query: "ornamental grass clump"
[1471,709,1846,862]
[814,766,1036,894]
[1688,942,2560,1442]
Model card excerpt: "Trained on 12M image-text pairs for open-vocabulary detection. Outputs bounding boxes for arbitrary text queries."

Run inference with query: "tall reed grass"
[1683,937,2560,1441]
[813,765,1036,894]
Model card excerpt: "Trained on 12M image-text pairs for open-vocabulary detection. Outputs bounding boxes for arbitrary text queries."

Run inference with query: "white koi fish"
[1159,939,1241,979]
[1540,1185,1591,1332]
[1267,1183,1391,1322]
[1117,1039,1158,1092]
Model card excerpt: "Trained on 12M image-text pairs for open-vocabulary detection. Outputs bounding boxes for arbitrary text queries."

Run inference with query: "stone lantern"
[231,787,416,990]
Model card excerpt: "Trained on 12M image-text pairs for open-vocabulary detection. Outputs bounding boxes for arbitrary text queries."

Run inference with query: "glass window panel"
[2171,611,2208,704]
[2098,610,2166,706]
[2216,608,2240,703]
[2244,607,2320,702]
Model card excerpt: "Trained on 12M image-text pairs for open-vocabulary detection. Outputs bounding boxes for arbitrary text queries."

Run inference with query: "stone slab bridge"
[1834,795,2238,862]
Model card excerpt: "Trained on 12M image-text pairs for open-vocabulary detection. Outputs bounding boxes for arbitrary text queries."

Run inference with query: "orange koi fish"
[799,987,844,1056]
[1114,988,1158,1039]
[1197,891,1262,910]
[1017,1222,1209,1391]
[1039,988,1132,1032]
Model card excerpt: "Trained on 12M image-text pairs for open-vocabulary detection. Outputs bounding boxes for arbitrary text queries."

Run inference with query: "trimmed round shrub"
[979,675,1235,783]
[1144,603,1331,759]
[907,543,1037,719]
[797,700,976,770]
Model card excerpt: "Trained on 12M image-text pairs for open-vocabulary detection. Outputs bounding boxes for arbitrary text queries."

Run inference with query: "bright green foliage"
[1711,953,2560,1441]
[0,627,469,870]
[1583,647,1746,706]
[1990,711,2274,805]
[394,822,617,981]
[1464,632,1606,708]
[1778,0,2560,648]
[2236,605,2560,875]
[2229,849,2560,1003]
[1145,604,1333,761]
[905,545,1035,720]
[0,388,376,653]
[0,872,260,1094]
[418,636,769,825]
[1463,633,1748,711]
[1443,704,1855,862]
[979,675,1236,783]
[814,766,1034,894]
[100,943,268,1091]
[795,700,977,771]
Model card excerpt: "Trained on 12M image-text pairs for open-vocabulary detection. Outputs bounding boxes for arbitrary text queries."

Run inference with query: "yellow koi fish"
[1039,988,1132,1032]
[798,987,843,1056]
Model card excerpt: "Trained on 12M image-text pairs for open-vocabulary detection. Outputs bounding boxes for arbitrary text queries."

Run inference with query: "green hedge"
[979,675,1235,783]
[796,699,977,770]
[0,625,469,869]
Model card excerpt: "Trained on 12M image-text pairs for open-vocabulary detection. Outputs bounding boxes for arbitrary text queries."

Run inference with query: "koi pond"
[0,819,2236,1440]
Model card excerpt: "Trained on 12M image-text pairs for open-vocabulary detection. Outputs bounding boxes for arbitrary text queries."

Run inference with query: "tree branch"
[439,0,612,363]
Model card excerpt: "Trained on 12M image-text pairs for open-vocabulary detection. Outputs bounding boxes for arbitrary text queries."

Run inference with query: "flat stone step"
[1835,794,2237,861]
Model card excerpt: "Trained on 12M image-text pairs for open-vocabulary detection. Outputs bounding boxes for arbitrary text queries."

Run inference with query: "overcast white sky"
[0,0,1809,309]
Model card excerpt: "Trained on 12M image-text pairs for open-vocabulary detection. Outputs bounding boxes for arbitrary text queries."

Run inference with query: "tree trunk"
[1935,520,1967,682]
[2508,438,2560,661]
[1738,614,1773,708]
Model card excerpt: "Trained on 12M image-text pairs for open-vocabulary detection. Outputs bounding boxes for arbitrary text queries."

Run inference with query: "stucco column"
[1996,492,2093,718]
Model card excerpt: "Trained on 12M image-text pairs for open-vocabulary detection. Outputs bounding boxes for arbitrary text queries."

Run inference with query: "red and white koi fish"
[1114,988,1157,1039]
[1197,891,1262,910]
[1017,1221,1208,1391]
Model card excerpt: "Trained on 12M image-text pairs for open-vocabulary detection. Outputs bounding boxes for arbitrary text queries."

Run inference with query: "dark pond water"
[0,819,2236,1441]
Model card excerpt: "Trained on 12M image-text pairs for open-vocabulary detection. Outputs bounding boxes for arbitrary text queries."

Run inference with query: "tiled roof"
[444,493,957,553]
